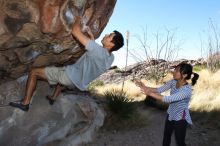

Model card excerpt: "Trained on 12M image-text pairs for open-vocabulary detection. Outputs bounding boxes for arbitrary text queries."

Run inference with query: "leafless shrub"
[129,27,181,84]
[200,19,220,72]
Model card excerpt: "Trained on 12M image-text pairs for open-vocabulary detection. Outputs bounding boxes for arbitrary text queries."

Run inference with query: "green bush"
[87,80,104,91]
[193,64,207,72]
[105,89,136,119]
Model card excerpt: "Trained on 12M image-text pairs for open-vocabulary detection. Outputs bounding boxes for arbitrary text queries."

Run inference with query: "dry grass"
[189,69,220,112]
[95,69,220,113]
[94,69,220,130]
[95,79,172,103]
[95,80,160,101]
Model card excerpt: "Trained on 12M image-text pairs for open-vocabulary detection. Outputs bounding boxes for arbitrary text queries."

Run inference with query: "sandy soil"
[83,103,220,146]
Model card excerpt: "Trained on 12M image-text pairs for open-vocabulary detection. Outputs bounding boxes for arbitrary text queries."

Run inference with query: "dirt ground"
[84,103,220,146]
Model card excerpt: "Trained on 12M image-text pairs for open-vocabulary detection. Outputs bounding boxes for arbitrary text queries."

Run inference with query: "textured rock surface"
[0,79,105,146]
[0,0,116,83]
[96,58,207,84]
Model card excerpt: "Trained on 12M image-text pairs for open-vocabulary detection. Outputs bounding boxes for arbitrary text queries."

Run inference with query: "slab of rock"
[0,0,116,83]
[0,79,105,146]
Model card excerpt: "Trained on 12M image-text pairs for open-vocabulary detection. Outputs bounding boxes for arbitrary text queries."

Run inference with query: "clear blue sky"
[97,0,220,68]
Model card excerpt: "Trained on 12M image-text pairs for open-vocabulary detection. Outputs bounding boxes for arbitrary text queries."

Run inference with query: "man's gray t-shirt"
[65,40,114,91]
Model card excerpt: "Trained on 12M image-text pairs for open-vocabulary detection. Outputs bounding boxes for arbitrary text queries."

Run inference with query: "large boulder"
[0,79,105,146]
[0,0,116,83]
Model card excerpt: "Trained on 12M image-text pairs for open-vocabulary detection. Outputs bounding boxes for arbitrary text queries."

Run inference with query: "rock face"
[97,59,207,84]
[0,0,116,83]
[0,79,105,146]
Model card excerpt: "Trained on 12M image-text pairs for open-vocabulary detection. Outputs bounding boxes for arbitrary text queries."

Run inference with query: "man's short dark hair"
[111,30,124,52]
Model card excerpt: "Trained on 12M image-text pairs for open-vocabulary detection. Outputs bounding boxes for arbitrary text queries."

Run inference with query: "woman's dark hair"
[176,62,199,86]
[191,73,199,86]
[111,30,124,52]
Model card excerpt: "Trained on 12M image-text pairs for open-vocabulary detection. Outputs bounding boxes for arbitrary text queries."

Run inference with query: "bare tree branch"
[130,27,181,83]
